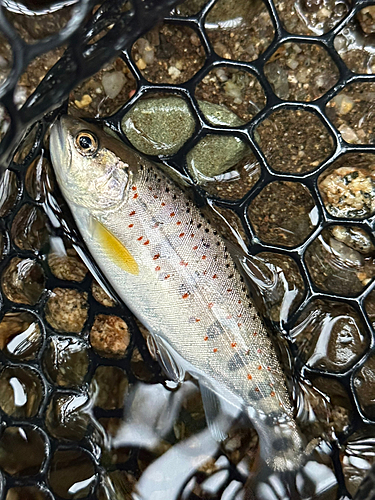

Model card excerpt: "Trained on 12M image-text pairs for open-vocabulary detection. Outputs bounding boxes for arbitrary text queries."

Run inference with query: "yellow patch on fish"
[92,217,139,275]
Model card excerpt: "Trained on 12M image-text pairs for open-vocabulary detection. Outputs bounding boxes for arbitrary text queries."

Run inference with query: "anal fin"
[199,381,236,442]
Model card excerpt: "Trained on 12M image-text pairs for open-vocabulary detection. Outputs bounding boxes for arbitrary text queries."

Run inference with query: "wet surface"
[43,336,89,387]
[256,109,334,174]
[0,426,46,476]
[305,226,375,295]
[0,365,43,417]
[195,67,266,123]
[291,299,370,373]
[318,153,375,219]
[205,0,275,62]
[264,43,339,101]
[0,311,42,359]
[248,181,317,247]
[131,23,206,85]
[0,0,375,499]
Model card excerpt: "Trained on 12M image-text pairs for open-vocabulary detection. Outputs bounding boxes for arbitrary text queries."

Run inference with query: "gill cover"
[50,116,131,211]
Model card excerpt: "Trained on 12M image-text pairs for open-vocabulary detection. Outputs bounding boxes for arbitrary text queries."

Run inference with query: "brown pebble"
[90,314,130,358]
[45,288,88,333]
[130,346,155,382]
[91,280,117,307]
[48,248,88,282]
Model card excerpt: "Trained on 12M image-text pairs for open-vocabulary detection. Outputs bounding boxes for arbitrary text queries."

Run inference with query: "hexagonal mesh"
[0,0,375,498]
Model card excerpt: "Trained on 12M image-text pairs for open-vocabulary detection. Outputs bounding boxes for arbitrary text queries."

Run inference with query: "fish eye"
[75,131,99,156]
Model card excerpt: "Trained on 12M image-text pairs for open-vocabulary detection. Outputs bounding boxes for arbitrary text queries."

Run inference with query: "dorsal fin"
[91,217,139,275]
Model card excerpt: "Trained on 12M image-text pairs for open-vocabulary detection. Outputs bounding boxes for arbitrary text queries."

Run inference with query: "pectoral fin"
[91,217,139,275]
[199,381,228,442]
[147,334,185,384]
[199,381,242,443]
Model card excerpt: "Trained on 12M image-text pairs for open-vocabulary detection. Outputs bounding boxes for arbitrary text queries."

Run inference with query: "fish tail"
[248,408,306,472]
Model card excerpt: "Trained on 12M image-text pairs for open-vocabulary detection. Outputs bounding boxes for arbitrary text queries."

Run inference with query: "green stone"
[198,100,244,127]
[186,134,248,179]
[121,96,249,180]
[122,96,195,156]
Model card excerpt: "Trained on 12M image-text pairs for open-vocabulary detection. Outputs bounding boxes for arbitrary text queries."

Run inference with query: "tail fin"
[253,411,305,472]
[246,411,338,499]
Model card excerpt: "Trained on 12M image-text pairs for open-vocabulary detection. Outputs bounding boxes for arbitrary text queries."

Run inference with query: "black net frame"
[0,0,374,498]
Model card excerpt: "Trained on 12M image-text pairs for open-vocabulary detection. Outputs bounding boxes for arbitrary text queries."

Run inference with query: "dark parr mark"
[227,350,249,371]
[248,387,265,401]
[206,321,225,339]
[273,437,293,452]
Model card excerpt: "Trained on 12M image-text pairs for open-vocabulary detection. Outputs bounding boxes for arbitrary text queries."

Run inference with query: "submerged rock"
[121,96,249,180]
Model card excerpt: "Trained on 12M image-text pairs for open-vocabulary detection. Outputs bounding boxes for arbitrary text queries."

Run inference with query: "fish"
[49,115,306,473]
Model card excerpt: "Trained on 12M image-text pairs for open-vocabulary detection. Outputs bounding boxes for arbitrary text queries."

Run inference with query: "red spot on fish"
[155,266,161,271]
[255,387,260,392]
[128,224,134,228]
[143,240,150,245]
[253,331,257,336]
[204,335,208,341]
[237,323,242,328]
[180,261,188,267]
[182,293,189,299]
[203,270,207,275]
[247,374,252,380]
[238,313,242,318]
[193,245,198,250]
[270,391,276,397]
[267,366,271,371]
[133,193,138,199]
[191,233,195,237]
[208,302,213,309]
[202,255,206,260]
[196,318,201,322]
[213,348,218,353]
[231,342,237,348]
[179,233,185,237]
[148,186,153,191]
[132,186,137,191]
[258,365,262,370]
[170,212,175,217]
[153,254,160,260]
[165,274,170,279]
[153,195,158,199]
[212,274,217,279]
[176,221,181,225]
[130,211,136,216]
[137,236,143,241]
[227,289,232,292]
[238,300,242,304]
[161,202,165,206]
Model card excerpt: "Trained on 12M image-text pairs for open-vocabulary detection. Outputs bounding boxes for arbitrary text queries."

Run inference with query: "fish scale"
[50,115,305,472]
[104,163,284,404]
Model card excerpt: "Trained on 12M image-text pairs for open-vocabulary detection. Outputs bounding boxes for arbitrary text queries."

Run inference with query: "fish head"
[50,115,134,212]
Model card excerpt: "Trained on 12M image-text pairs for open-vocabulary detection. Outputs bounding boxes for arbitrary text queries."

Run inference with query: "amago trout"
[49,115,305,473]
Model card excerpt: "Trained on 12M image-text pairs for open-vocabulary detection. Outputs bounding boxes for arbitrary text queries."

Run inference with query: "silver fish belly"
[49,116,305,471]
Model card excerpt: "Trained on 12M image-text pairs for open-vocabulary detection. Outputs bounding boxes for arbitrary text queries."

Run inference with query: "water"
[0,0,375,498]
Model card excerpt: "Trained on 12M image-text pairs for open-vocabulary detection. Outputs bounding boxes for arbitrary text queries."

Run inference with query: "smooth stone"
[121,96,248,180]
